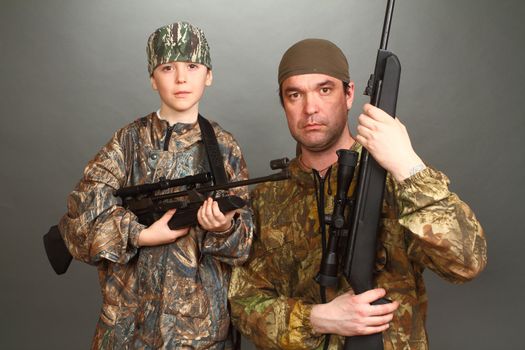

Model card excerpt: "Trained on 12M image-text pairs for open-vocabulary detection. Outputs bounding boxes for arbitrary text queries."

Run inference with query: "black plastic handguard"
[135,195,247,229]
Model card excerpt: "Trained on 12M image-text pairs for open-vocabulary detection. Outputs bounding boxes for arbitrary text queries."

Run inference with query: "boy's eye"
[188,63,199,69]
[161,65,173,71]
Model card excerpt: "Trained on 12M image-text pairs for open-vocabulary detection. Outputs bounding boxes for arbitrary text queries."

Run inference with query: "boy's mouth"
[174,91,191,96]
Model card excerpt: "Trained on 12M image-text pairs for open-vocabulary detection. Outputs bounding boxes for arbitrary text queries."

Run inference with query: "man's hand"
[356,103,425,182]
[138,209,190,246]
[310,288,399,336]
[197,197,236,232]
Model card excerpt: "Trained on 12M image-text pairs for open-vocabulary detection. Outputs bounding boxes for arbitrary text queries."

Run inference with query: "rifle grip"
[167,195,246,230]
[343,297,390,350]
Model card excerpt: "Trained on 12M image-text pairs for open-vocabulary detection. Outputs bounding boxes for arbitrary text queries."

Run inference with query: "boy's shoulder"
[113,112,156,136]
[204,117,241,150]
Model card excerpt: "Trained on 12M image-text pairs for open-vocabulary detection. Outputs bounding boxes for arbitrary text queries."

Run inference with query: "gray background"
[1,0,523,349]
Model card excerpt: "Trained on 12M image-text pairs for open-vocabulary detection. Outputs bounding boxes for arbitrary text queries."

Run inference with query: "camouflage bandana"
[146,21,212,75]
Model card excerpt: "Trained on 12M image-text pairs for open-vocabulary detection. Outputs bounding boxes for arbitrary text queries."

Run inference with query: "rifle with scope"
[317,1,401,349]
[43,157,290,275]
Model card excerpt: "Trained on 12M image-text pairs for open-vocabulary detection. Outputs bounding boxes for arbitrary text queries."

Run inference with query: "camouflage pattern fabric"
[147,21,212,75]
[59,113,253,349]
[229,142,486,350]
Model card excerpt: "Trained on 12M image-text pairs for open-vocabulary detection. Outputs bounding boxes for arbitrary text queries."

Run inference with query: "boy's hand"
[138,209,190,247]
[197,197,236,232]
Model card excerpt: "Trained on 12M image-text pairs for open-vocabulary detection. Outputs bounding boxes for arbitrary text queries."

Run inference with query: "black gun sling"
[198,114,228,186]
[44,115,227,275]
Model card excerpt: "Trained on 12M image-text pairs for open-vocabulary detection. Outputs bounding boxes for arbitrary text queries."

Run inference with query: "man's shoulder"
[252,177,288,194]
[250,162,300,206]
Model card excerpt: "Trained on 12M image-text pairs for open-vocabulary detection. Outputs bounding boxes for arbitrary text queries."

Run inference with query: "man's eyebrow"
[317,80,336,88]
[283,79,336,94]
[283,85,302,94]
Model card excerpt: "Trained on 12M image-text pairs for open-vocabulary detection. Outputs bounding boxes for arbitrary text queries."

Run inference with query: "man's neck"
[299,132,355,177]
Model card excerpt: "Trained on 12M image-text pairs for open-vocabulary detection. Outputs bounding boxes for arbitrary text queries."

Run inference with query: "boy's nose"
[175,71,187,84]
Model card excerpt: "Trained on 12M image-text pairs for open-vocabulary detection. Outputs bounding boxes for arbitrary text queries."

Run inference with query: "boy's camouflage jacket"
[59,113,253,349]
[229,143,486,350]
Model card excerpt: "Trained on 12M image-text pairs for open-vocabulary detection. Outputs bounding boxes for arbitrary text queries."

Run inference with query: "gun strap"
[198,115,228,185]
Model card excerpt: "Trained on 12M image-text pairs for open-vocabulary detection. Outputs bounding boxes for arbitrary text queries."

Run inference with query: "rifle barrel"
[152,170,290,201]
[379,0,395,50]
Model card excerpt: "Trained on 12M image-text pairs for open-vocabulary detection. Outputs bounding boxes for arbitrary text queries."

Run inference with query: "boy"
[59,21,253,349]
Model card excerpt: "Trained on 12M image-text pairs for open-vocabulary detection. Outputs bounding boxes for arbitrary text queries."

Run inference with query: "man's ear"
[205,69,213,87]
[346,81,355,110]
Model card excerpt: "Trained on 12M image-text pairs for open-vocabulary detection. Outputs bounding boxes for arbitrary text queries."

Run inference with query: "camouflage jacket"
[59,112,253,349]
[229,143,486,350]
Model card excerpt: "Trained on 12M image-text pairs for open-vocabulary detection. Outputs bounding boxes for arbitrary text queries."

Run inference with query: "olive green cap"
[278,38,350,84]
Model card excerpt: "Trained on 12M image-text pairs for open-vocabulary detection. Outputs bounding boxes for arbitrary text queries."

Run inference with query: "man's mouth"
[303,123,323,131]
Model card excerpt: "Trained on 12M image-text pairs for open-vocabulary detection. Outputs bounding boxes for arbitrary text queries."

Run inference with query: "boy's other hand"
[197,197,235,232]
[138,209,190,247]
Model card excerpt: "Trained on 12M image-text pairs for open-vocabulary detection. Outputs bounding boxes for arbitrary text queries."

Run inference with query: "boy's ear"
[150,75,158,91]
[205,69,213,87]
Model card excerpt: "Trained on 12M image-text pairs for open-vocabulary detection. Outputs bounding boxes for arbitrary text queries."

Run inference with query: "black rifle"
[119,158,290,229]
[343,0,400,348]
[317,1,401,349]
[44,158,290,275]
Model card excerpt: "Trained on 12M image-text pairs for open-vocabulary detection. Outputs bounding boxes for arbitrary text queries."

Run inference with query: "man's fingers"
[363,103,394,122]
[368,300,399,317]
[364,313,394,327]
[356,125,375,145]
[353,288,387,304]
[358,113,378,130]
[358,323,390,336]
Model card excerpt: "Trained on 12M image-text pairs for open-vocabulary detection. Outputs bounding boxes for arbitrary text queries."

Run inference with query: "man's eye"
[288,92,300,100]
[320,87,331,94]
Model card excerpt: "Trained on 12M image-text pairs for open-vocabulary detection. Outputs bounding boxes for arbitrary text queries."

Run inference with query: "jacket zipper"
[163,124,174,151]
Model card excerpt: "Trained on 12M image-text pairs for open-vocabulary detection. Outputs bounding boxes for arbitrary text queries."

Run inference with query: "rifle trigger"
[187,189,205,202]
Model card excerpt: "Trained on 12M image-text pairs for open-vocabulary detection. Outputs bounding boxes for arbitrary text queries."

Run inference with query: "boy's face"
[150,61,212,116]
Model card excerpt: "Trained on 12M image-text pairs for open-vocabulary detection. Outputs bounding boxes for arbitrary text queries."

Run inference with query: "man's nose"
[304,93,319,116]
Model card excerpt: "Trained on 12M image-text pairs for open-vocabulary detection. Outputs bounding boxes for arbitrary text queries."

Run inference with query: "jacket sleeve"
[201,131,253,266]
[229,191,323,350]
[58,130,144,265]
[391,166,487,282]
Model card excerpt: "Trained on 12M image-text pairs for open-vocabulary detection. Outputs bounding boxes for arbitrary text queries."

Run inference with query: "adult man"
[229,39,486,349]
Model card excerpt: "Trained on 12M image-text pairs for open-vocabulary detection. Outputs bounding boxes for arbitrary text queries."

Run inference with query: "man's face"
[150,61,212,115]
[281,73,354,152]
